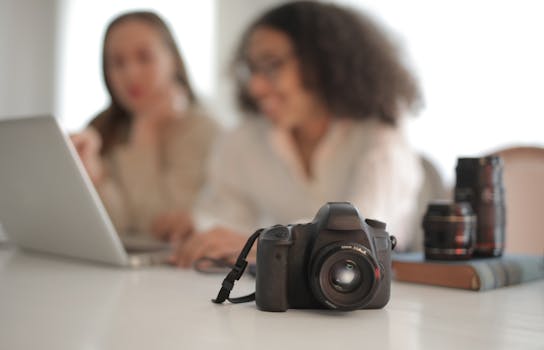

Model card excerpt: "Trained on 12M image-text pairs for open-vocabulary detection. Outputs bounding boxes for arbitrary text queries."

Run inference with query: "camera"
[255,202,395,312]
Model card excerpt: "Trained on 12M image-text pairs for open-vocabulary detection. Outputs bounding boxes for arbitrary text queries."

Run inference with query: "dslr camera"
[256,202,395,312]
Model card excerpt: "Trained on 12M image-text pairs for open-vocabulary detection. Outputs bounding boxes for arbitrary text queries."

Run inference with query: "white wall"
[0,0,58,119]
[336,0,544,184]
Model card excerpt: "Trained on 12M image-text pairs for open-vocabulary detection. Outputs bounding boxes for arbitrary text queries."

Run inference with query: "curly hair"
[233,1,422,125]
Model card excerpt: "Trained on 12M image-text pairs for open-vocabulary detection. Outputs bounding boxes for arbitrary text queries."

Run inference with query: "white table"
[0,246,543,350]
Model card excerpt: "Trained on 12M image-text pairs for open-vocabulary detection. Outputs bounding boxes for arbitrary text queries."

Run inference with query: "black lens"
[330,260,361,293]
[423,201,476,260]
[310,243,379,311]
[454,156,505,257]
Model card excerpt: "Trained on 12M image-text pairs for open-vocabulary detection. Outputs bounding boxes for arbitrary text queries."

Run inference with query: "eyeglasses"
[236,52,294,85]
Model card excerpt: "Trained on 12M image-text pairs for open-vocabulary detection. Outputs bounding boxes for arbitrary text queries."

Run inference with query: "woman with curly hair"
[174,1,424,266]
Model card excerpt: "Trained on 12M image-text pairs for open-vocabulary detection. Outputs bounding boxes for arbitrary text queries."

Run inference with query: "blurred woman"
[71,11,219,243]
[174,1,424,266]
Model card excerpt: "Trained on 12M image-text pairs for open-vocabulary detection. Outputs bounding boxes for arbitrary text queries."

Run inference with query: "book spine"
[471,256,544,290]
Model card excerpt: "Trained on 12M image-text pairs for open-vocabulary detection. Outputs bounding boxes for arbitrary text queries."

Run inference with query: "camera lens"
[310,243,379,311]
[455,156,505,257]
[330,260,361,293]
[423,201,477,260]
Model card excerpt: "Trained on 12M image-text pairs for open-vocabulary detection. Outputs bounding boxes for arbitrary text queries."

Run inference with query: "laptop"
[0,115,172,267]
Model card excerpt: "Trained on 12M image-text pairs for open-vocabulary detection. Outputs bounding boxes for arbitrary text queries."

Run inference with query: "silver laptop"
[0,115,172,267]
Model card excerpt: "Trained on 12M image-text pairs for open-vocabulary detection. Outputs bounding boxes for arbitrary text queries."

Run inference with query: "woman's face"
[105,20,175,114]
[244,27,324,129]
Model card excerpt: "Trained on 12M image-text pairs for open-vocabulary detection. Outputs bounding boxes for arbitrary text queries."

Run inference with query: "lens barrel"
[454,156,506,257]
[423,201,477,260]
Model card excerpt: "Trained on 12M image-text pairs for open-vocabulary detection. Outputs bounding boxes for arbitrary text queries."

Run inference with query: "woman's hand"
[70,128,104,185]
[130,83,188,147]
[135,83,187,127]
[169,227,252,268]
[151,210,194,244]
[151,82,188,122]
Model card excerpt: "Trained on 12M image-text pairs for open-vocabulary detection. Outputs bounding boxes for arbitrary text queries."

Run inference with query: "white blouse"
[197,117,423,251]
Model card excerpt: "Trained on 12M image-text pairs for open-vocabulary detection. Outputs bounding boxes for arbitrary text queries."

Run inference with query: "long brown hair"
[90,11,197,155]
[233,1,422,125]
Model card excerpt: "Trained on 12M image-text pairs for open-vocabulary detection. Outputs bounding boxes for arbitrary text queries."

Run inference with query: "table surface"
[0,246,543,350]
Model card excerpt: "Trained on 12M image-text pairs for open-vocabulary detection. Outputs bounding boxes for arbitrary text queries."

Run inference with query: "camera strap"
[211,228,263,304]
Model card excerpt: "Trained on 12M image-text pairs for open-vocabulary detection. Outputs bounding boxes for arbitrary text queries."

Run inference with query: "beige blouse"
[95,108,219,234]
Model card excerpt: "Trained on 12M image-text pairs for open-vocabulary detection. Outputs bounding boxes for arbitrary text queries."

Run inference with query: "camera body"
[256,202,394,312]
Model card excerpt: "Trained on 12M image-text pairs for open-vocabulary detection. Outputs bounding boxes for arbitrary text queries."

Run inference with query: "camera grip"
[256,226,292,312]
